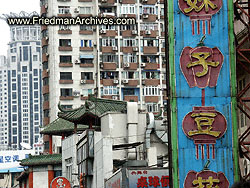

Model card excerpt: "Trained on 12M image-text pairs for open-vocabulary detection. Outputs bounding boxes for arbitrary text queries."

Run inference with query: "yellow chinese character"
[187,52,220,77]
[206,176,220,188]
[188,112,221,137]
[184,0,218,13]
[192,176,220,188]
[192,177,207,188]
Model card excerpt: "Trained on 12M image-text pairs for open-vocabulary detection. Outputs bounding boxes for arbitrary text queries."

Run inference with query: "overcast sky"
[0,0,40,56]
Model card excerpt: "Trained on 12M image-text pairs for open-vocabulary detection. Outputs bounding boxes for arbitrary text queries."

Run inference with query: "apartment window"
[60,55,72,63]
[143,86,160,96]
[103,86,118,95]
[141,55,157,63]
[122,38,137,47]
[22,66,27,72]
[59,39,71,47]
[35,113,39,121]
[12,105,17,113]
[33,69,38,76]
[12,83,16,90]
[61,105,73,110]
[101,25,115,30]
[43,93,49,101]
[44,110,50,118]
[12,114,17,121]
[120,24,137,31]
[60,72,72,80]
[79,7,92,14]
[146,103,159,112]
[142,71,160,79]
[34,82,38,89]
[43,77,49,85]
[81,89,93,97]
[23,27,29,40]
[140,5,157,14]
[102,54,117,62]
[80,40,92,47]
[140,23,158,31]
[58,6,70,14]
[12,92,17,99]
[141,39,159,47]
[23,46,29,61]
[59,25,71,30]
[12,128,17,135]
[101,71,118,79]
[123,88,135,95]
[34,91,39,98]
[81,72,93,80]
[34,104,39,112]
[30,27,38,40]
[11,56,16,62]
[123,54,137,63]
[33,55,38,61]
[120,5,136,14]
[101,38,116,47]
[35,127,39,134]
[122,71,139,79]
[60,88,73,97]
[80,25,92,31]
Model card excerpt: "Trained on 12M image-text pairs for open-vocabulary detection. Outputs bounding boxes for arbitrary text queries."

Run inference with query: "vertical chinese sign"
[168,0,239,187]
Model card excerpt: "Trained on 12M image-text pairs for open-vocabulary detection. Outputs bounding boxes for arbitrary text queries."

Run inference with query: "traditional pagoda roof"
[40,118,89,136]
[58,96,127,124]
[20,154,61,166]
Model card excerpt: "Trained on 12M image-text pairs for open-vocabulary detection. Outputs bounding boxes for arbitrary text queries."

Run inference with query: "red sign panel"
[182,106,227,159]
[180,46,224,88]
[184,170,229,188]
[50,177,71,188]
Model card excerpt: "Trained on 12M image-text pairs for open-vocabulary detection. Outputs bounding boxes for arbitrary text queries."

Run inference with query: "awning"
[80,54,94,59]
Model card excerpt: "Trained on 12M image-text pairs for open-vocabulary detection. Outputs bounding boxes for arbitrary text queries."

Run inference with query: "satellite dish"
[20,142,32,150]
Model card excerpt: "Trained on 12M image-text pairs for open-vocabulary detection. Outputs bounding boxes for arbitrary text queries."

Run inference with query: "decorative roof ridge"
[58,102,85,113]
[88,95,127,105]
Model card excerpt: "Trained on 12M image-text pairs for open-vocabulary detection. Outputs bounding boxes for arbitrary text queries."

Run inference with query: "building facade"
[40,0,167,153]
[0,12,43,151]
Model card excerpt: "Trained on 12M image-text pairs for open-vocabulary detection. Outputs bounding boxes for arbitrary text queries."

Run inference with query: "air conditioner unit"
[45,53,49,57]
[74,8,79,13]
[113,79,119,84]
[124,63,130,68]
[133,47,138,52]
[143,14,149,19]
[45,36,49,40]
[75,59,80,64]
[101,0,107,3]
[132,30,137,35]
[119,0,122,3]
[44,4,48,9]
[100,30,106,34]
[142,80,145,85]
[73,91,80,97]
[112,46,118,51]
[143,0,148,2]
[145,30,151,35]
[92,41,97,46]
[141,63,146,67]
[112,95,118,100]
[100,63,103,68]
[147,57,150,62]
[122,79,129,84]
[80,79,86,84]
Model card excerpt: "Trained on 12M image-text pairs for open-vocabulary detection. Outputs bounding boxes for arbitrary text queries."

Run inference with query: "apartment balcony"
[43,101,50,110]
[82,79,95,84]
[162,63,166,68]
[145,96,159,103]
[101,95,112,99]
[59,63,73,67]
[41,25,47,31]
[102,46,116,53]
[144,63,159,70]
[58,0,71,1]
[59,80,73,84]
[101,79,117,86]
[99,0,116,4]
[42,38,48,46]
[78,14,92,17]
[121,47,136,53]
[120,0,136,3]
[160,0,164,3]
[103,62,117,70]
[60,96,74,100]
[100,30,117,37]
[57,13,72,17]
[58,46,72,51]
[162,80,166,84]
[121,30,138,37]
[42,69,49,78]
[79,0,92,2]
[123,80,139,86]
[80,96,89,100]
[42,53,48,62]
[143,46,158,54]
[80,63,94,67]
[79,47,93,51]
[143,79,160,86]
[161,48,165,52]
[141,0,157,4]
[58,30,72,34]
[124,95,138,102]
[43,85,49,94]
[123,62,138,70]
[43,117,50,126]
[142,14,157,22]
[79,30,93,35]
[41,5,47,15]
[140,30,158,38]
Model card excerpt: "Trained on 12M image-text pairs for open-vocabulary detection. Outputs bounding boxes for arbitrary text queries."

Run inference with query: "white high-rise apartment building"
[40,0,166,153]
[0,12,43,151]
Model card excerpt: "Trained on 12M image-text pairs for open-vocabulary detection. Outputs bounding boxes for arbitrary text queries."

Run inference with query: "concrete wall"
[62,134,79,186]
[33,168,48,188]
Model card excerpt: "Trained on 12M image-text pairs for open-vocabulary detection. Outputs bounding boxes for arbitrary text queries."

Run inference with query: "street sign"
[50,177,71,188]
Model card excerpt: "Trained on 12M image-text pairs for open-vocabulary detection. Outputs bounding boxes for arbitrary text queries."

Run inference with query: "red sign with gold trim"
[50,177,71,188]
